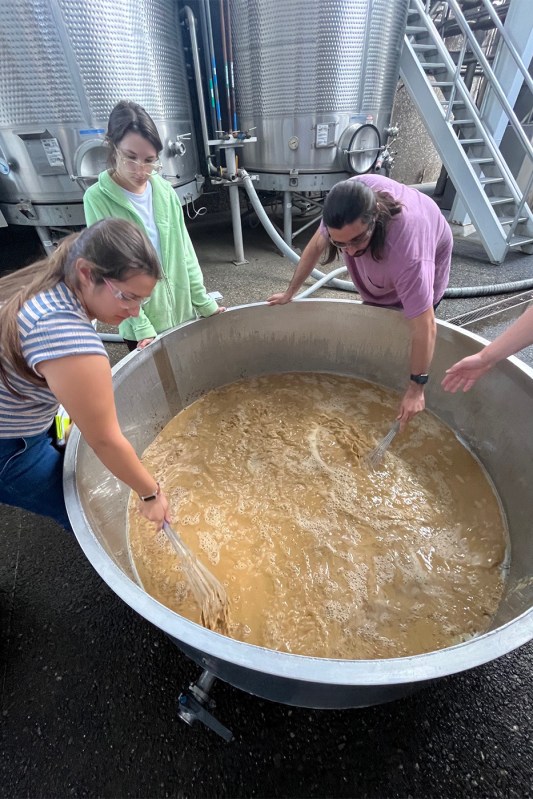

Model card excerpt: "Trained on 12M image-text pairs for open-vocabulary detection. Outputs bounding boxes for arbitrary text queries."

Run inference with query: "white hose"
[99,332,124,343]
[296,266,349,298]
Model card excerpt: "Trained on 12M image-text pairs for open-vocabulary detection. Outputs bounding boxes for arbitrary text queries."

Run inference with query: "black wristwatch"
[410,373,429,385]
[139,482,161,501]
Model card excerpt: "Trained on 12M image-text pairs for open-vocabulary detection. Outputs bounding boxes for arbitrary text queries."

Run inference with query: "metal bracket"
[342,145,385,156]
[177,670,233,742]
[17,201,37,220]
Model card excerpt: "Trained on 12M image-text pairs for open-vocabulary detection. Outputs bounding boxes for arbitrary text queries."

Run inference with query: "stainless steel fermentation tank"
[65,301,533,716]
[230,0,409,193]
[0,0,202,247]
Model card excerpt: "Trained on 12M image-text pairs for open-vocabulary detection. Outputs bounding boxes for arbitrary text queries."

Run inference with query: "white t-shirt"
[121,182,162,262]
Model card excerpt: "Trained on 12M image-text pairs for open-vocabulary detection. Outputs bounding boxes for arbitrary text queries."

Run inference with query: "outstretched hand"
[442,353,491,393]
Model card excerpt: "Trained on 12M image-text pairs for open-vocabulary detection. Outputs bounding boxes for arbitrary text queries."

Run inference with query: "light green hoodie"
[83,171,218,340]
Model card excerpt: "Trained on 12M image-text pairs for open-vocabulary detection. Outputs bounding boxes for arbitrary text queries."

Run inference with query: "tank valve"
[232,127,256,141]
[168,133,192,158]
[177,670,233,741]
[384,126,399,137]
[215,127,256,143]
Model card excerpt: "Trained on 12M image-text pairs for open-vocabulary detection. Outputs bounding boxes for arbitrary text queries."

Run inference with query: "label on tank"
[42,138,65,168]
[17,131,67,176]
[315,122,336,148]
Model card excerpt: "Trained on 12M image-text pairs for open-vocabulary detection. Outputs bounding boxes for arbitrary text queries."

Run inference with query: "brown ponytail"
[0,218,160,394]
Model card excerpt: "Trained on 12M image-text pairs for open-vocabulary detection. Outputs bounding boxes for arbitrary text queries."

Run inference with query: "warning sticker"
[316,123,330,147]
[42,138,65,168]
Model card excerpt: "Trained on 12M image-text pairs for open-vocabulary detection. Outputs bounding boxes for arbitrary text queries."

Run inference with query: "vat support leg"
[177,668,233,741]
[283,190,293,245]
[225,146,248,266]
[35,226,55,255]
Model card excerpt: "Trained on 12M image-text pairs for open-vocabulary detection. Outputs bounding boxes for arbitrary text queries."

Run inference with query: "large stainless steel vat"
[230,0,409,191]
[64,301,533,708]
[0,0,202,229]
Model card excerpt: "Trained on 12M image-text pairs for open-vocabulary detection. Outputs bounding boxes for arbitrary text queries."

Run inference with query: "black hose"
[443,278,533,299]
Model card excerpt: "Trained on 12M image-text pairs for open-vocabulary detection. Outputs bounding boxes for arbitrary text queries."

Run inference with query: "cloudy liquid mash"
[127,373,508,659]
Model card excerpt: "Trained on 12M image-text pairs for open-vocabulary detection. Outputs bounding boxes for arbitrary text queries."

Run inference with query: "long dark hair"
[105,100,163,169]
[0,218,161,395]
[322,178,403,264]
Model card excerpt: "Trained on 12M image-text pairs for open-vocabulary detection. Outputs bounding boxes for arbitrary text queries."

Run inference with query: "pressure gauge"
[288,136,299,151]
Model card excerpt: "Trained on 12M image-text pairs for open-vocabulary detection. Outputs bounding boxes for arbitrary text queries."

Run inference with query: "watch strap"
[410,373,429,385]
[139,482,160,502]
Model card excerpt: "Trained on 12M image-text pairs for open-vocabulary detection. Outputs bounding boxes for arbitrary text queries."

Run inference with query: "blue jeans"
[0,431,72,531]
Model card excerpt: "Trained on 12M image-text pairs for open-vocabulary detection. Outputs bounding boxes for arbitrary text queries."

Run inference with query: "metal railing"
[411,0,533,242]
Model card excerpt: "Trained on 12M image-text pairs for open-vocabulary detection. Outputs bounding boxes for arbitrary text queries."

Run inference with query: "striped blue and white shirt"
[0,282,108,437]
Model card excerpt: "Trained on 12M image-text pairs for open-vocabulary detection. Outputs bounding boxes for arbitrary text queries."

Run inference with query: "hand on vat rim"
[266,291,295,305]
[136,337,155,349]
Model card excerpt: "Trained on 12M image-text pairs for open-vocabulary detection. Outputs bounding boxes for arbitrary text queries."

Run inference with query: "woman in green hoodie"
[83,100,224,351]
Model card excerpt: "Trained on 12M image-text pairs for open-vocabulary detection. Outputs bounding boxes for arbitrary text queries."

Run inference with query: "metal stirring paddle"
[366,420,400,469]
[163,521,230,633]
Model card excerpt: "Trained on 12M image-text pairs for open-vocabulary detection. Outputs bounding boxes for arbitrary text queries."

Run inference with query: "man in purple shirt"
[268,174,453,427]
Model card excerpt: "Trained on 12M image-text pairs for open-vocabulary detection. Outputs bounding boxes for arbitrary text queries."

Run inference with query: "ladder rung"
[421,62,448,70]
[508,235,533,248]
[406,26,427,34]
[469,157,494,164]
[499,215,528,225]
[459,138,485,145]
[432,81,454,87]
[480,177,504,185]
[451,119,476,126]
[413,44,437,51]
[440,100,465,107]
[489,197,515,206]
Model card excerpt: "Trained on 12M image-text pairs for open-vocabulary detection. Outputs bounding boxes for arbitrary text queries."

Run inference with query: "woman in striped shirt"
[0,218,169,530]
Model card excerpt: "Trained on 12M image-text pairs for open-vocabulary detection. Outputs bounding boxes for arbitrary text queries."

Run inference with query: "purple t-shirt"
[319,174,453,318]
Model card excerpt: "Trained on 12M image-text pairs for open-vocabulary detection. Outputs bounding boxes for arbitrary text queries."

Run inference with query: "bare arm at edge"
[267,228,329,304]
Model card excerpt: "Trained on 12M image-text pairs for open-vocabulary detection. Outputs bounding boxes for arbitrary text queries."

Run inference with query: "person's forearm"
[396,311,436,424]
[286,232,327,297]
[87,431,159,498]
[480,304,533,367]
[409,311,437,375]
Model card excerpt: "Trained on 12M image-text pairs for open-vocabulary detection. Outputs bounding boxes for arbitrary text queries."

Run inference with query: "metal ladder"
[399,0,533,263]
